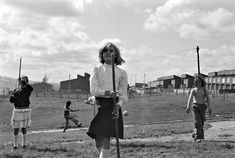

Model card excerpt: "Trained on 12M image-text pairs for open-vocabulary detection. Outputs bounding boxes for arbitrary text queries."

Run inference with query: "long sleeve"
[117,70,128,106]
[10,84,33,108]
[90,66,106,96]
[89,64,128,106]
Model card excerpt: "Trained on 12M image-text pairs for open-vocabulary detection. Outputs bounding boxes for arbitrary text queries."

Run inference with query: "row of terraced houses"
[147,69,235,94]
[56,69,235,95]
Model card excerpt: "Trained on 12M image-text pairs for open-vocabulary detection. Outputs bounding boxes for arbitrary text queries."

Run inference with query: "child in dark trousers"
[186,75,212,142]
[63,101,82,132]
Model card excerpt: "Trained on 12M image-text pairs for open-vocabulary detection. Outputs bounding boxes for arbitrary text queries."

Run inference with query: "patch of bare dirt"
[120,120,235,143]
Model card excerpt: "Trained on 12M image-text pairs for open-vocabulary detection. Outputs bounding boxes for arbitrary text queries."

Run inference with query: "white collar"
[104,63,116,67]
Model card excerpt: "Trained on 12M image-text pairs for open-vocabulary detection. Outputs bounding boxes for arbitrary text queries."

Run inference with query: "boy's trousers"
[192,103,207,140]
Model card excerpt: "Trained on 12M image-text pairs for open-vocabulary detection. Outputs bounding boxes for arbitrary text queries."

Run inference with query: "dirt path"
[1,120,234,144]
[32,120,235,143]
[120,120,235,143]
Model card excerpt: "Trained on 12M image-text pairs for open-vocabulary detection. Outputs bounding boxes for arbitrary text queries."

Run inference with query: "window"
[213,78,216,83]
[222,78,226,84]
[227,77,231,84]
[232,78,235,84]
[184,79,188,84]
[209,77,212,83]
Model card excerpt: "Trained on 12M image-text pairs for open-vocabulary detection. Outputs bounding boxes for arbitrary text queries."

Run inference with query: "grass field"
[0,94,235,157]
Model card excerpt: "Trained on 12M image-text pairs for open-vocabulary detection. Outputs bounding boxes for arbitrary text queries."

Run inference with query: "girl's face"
[102,46,115,65]
[19,80,27,88]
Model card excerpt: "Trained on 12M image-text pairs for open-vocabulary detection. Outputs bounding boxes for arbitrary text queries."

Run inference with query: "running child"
[63,100,82,132]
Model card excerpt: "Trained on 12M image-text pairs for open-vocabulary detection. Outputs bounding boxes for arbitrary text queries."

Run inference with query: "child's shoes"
[22,145,27,149]
[77,123,82,127]
[196,139,201,143]
[11,146,18,151]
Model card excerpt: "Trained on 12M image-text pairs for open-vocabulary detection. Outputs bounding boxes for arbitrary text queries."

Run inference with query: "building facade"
[60,73,90,94]
[147,69,235,94]
[181,74,194,88]
[31,82,54,93]
[205,69,235,93]
[158,75,181,89]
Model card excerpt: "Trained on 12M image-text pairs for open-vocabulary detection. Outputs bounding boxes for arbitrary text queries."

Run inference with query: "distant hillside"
[0,76,59,90]
[0,76,18,90]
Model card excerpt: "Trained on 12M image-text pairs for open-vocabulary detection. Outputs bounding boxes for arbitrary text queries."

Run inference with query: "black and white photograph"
[0,0,235,157]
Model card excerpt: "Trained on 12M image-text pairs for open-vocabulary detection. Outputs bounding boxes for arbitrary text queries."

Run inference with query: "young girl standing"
[9,76,33,150]
[186,75,212,142]
[87,42,128,158]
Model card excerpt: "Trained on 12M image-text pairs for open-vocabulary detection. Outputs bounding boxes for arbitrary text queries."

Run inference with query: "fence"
[31,90,89,99]
[128,87,235,101]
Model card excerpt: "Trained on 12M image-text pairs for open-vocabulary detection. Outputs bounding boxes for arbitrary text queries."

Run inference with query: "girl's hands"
[105,90,118,98]
[112,104,120,119]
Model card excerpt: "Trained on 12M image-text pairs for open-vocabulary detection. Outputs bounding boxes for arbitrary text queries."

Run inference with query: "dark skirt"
[87,97,124,139]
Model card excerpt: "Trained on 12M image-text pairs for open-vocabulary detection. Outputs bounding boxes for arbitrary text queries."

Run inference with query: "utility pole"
[196,46,200,75]
[134,75,136,88]
[129,75,132,87]
[143,74,146,84]
[134,75,136,87]
[68,74,71,98]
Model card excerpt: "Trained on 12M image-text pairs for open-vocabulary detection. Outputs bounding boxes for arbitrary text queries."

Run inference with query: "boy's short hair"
[66,101,71,106]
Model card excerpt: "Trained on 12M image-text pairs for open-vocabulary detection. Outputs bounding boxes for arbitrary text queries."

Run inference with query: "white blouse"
[90,63,128,106]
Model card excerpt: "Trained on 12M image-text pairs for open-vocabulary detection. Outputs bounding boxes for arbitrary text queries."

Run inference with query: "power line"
[168,48,195,55]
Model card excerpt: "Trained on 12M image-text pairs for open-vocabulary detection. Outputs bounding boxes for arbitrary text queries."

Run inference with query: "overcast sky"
[0,0,235,84]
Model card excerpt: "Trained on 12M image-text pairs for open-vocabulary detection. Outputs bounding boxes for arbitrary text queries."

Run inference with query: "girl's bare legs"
[95,136,102,154]
[100,137,110,158]
[95,136,111,158]
[22,128,27,148]
[13,128,19,149]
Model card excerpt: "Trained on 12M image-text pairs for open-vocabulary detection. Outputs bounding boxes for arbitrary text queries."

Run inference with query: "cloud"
[0,0,124,82]
[143,0,235,39]
[123,43,235,83]
[3,0,92,17]
[0,0,97,82]
[123,45,195,82]
[200,45,235,72]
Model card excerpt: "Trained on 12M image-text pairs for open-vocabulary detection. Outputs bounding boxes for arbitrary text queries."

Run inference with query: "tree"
[42,74,49,97]
[42,74,49,83]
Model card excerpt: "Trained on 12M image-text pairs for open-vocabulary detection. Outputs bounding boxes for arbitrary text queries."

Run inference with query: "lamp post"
[68,74,71,98]
[196,46,200,75]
